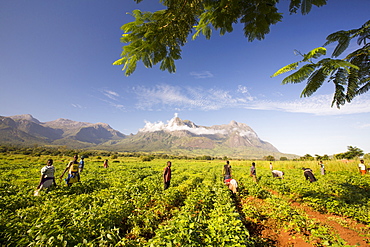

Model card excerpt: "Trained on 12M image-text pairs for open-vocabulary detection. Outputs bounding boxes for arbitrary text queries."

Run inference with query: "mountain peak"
[47,118,91,127]
[229,120,238,126]
[168,116,184,127]
[140,114,199,133]
[9,114,41,124]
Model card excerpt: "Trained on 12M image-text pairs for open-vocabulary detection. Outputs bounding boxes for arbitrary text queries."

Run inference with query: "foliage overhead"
[113,0,328,76]
[272,20,370,108]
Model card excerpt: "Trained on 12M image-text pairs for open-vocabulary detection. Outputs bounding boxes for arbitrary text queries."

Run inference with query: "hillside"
[0,114,297,159]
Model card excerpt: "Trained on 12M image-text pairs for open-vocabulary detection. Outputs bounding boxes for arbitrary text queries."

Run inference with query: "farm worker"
[79,156,85,173]
[272,170,284,179]
[318,161,325,175]
[224,178,238,194]
[34,159,57,196]
[223,160,232,180]
[302,168,317,182]
[163,161,172,190]
[269,162,273,170]
[250,162,257,183]
[60,155,80,186]
[358,160,366,175]
[78,156,85,182]
[103,159,109,168]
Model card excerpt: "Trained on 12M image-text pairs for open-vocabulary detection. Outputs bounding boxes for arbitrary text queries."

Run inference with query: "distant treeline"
[3,144,365,161]
[0,145,232,161]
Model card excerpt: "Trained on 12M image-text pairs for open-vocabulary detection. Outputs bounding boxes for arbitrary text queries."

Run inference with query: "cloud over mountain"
[0,114,292,159]
[139,113,227,135]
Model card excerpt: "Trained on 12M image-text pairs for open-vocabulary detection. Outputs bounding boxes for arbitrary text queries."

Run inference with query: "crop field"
[0,154,369,246]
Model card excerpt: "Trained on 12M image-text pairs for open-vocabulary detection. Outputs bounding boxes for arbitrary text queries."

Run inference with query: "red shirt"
[163,166,171,182]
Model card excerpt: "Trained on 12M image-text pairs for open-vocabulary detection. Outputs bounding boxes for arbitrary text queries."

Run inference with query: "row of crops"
[1,154,369,246]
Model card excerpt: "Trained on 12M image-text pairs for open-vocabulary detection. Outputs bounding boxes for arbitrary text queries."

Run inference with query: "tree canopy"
[113,0,328,76]
[113,0,369,107]
[272,20,370,108]
[334,146,364,160]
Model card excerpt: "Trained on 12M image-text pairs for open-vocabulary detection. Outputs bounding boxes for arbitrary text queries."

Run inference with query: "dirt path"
[237,195,313,246]
[235,191,369,246]
[291,201,369,246]
[267,188,370,246]
[246,217,312,246]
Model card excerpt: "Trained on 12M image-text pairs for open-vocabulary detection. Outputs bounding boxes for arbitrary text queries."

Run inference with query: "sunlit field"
[1,154,369,246]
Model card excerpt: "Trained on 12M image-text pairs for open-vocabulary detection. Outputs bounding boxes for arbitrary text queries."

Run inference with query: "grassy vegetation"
[0,155,369,246]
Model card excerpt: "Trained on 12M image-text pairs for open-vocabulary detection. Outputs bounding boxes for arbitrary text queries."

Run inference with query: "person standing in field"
[78,156,85,182]
[163,161,172,190]
[302,168,317,182]
[269,162,273,171]
[60,155,80,186]
[79,156,85,173]
[272,170,284,179]
[103,159,109,168]
[250,162,257,182]
[223,160,232,180]
[34,159,57,195]
[358,160,366,175]
[318,160,325,175]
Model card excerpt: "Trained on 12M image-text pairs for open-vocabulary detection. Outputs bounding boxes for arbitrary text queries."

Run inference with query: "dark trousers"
[164,181,170,190]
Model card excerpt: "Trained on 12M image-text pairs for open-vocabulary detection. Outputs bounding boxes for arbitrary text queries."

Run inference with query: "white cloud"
[238,129,258,138]
[96,89,129,110]
[71,103,83,109]
[102,89,120,100]
[134,84,256,111]
[140,120,227,135]
[134,84,195,110]
[109,102,125,110]
[250,94,370,115]
[273,91,284,97]
[356,123,370,129]
[132,84,370,116]
[139,114,227,135]
[237,85,255,101]
[98,97,125,110]
[237,85,249,94]
[189,71,214,79]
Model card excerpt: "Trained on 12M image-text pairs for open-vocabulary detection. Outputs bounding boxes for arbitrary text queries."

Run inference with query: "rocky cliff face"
[137,116,279,153]
[74,124,125,144]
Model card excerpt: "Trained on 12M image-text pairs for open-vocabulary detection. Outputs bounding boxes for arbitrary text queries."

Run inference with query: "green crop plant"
[0,155,369,246]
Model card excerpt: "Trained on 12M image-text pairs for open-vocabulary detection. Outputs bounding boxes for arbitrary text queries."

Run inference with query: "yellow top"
[68,162,79,173]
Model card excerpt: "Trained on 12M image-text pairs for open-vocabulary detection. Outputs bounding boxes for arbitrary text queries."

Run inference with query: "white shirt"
[41,165,55,177]
[230,179,238,188]
[359,163,366,171]
[272,170,284,177]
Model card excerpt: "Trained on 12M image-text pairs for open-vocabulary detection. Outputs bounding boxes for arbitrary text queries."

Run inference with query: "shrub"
[141,156,153,162]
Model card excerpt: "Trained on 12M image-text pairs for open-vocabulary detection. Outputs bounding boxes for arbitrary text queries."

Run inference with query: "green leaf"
[281,64,317,84]
[301,0,312,15]
[271,62,300,78]
[303,47,326,61]
[346,68,358,102]
[301,67,327,97]
[331,70,347,108]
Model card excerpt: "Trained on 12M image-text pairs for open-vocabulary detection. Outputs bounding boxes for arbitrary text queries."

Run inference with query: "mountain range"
[0,114,296,159]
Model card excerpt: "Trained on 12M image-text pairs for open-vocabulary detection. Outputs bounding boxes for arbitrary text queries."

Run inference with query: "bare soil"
[235,192,370,246]
[291,201,369,246]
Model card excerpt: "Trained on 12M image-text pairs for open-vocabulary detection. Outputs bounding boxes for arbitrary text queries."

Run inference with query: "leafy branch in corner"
[113,0,328,76]
[272,20,370,108]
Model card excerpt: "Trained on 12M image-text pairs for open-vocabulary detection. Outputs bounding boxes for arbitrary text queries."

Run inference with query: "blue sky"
[1,0,369,156]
